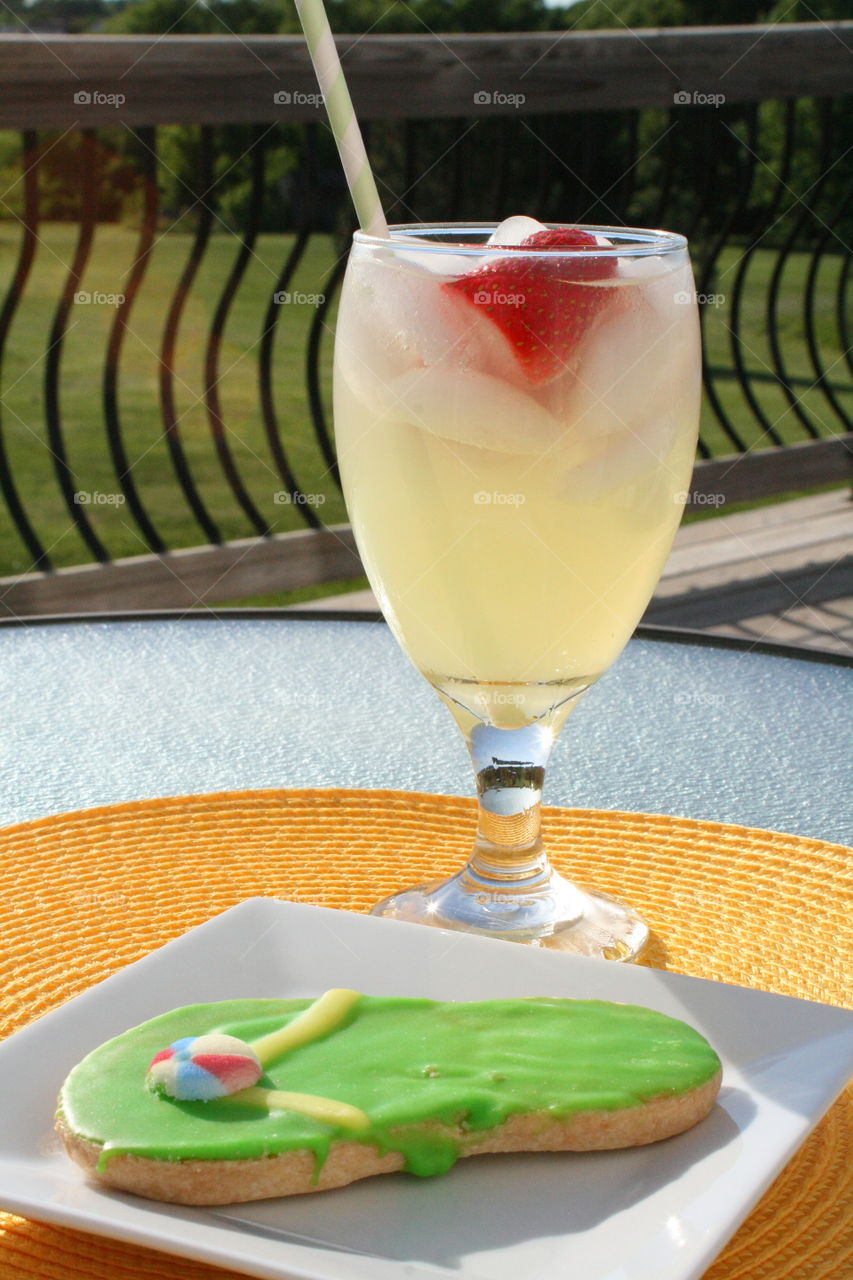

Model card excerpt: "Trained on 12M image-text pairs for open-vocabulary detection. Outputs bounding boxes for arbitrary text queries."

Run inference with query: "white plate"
[1,898,851,1280]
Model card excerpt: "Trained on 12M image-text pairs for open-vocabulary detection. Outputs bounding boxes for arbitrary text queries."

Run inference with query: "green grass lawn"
[0,225,848,596]
[0,224,347,581]
[700,244,851,456]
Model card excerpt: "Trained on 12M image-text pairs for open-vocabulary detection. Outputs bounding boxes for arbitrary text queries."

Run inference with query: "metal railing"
[0,23,850,614]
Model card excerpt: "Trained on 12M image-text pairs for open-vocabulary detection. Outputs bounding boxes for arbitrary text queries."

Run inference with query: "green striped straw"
[294,0,388,238]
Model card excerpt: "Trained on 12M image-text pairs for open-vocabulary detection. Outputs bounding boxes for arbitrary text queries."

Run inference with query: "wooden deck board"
[665,508,850,570]
[645,492,852,651]
[659,544,851,597]
[673,490,845,546]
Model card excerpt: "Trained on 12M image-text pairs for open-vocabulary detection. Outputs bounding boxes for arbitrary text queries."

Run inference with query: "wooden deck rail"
[0,24,851,126]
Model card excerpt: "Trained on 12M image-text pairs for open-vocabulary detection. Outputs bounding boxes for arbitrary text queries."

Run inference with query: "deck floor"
[300,490,853,658]
[644,489,853,656]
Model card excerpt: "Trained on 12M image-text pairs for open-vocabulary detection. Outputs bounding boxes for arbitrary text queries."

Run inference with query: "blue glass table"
[0,612,849,844]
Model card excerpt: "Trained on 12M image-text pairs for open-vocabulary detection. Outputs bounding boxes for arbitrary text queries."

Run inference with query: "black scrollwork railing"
[104,125,167,554]
[159,126,222,547]
[0,129,46,570]
[44,128,111,566]
[0,25,849,612]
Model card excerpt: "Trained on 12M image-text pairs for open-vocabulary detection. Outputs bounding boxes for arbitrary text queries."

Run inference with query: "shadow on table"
[169,1097,747,1271]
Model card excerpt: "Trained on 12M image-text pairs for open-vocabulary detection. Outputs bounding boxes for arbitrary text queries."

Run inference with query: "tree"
[106,0,560,36]
[107,0,283,34]
[568,1,772,26]
[3,0,116,33]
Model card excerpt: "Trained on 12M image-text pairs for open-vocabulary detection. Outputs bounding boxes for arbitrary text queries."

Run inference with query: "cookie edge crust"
[56,1068,721,1205]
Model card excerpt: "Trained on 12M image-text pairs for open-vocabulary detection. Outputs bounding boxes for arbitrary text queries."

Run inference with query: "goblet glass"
[333,223,701,960]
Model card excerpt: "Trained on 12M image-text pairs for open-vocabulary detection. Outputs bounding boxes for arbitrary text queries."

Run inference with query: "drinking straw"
[294,0,389,238]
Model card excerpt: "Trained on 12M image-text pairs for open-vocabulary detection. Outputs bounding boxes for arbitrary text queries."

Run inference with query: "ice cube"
[558,395,698,502]
[388,216,545,272]
[617,252,694,307]
[486,215,545,246]
[381,365,564,455]
[336,252,525,416]
[554,289,701,499]
[618,253,670,282]
[550,251,698,438]
[488,219,613,253]
[574,313,685,438]
[388,240,473,278]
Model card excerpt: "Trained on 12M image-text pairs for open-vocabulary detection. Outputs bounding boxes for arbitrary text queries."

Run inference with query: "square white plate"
[1,898,851,1280]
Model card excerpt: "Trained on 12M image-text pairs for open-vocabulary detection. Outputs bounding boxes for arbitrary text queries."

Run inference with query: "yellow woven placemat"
[0,787,850,1280]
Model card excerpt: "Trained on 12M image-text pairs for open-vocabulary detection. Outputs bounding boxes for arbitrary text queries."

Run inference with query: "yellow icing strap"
[232,1085,370,1131]
[250,988,360,1067]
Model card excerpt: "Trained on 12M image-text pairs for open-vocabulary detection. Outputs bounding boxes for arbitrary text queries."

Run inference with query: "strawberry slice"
[444,227,618,386]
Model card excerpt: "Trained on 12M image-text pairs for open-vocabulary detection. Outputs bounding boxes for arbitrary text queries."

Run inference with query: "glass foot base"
[371,870,648,962]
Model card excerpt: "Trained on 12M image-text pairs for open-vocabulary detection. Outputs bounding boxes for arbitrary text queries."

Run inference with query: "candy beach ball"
[147,1034,262,1101]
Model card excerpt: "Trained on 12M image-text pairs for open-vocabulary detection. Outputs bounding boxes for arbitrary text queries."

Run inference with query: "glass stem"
[463,722,555,895]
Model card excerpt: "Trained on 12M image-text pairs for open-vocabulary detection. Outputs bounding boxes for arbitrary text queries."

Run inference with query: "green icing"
[58,995,720,1179]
